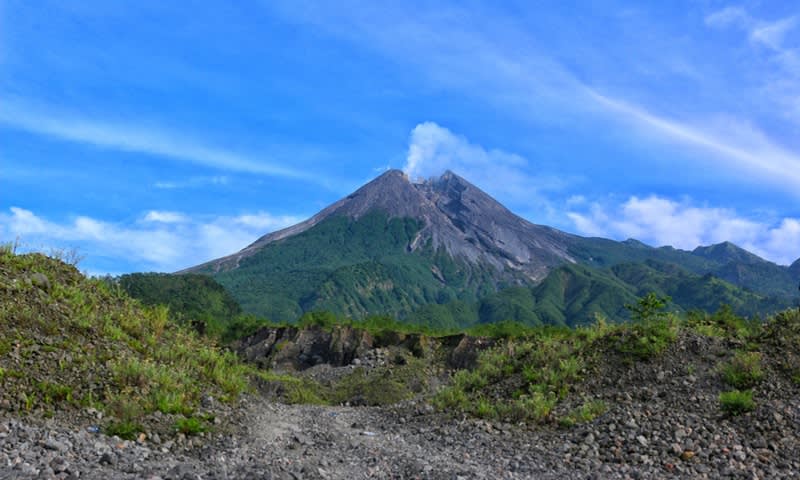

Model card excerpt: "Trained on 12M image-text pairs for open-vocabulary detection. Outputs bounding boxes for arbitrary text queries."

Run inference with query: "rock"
[42,438,69,452]
[99,452,116,466]
[29,272,51,291]
[636,435,649,447]
[50,457,69,473]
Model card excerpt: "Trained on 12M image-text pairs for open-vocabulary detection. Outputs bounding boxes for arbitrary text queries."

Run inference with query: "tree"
[625,292,671,322]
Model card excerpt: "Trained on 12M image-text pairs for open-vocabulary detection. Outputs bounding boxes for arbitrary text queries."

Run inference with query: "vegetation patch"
[720,351,764,389]
[174,416,208,436]
[719,389,756,416]
[559,399,608,428]
[0,250,253,438]
[434,326,598,423]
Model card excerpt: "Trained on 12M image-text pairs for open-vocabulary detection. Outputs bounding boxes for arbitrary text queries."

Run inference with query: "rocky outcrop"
[236,325,374,370]
[235,325,493,372]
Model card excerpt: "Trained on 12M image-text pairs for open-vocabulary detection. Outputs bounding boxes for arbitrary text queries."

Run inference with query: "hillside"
[0,248,251,440]
[116,272,246,337]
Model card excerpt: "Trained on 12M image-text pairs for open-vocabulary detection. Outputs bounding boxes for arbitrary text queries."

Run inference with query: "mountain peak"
[373,168,409,182]
[790,258,800,279]
[692,241,768,265]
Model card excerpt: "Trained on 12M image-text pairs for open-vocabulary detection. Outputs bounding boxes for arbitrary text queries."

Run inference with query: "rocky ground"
[2,394,799,479]
[3,348,799,480]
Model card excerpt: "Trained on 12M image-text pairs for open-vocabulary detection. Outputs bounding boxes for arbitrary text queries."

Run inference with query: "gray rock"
[29,272,51,291]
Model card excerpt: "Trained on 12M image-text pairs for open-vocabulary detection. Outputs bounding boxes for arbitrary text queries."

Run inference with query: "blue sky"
[2,0,800,274]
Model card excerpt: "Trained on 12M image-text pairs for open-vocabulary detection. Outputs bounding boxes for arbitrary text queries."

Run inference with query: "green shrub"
[560,399,607,427]
[625,293,671,322]
[466,321,534,339]
[106,420,143,440]
[435,333,590,423]
[613,317,678,360]
[721,351,763,389]
[174,416,207,435]
[36,381,74,405]
[719,389,755,415]
[687,305,760,340]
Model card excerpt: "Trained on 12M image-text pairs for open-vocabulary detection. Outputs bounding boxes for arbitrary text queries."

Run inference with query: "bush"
[174,416,207,435]
[434,333,590,423]
[721,351,763,389]
[687,305,760,340]
[560,399,607,427]
[106,420,144,440]
[612,317,679,360]
[625,293,671,322]
[719,389,755,415]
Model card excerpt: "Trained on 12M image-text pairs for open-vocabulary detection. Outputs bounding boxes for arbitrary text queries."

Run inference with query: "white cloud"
[705,7,798,51]
[0,97,322,184]
[750,16,796,50]
[704,7,749,28]
[705,8,800,122]
[402,122,563,210]
[568,196,800,265]
[0,207,304,273]
[154,176,230,190]
[143,211,189,224]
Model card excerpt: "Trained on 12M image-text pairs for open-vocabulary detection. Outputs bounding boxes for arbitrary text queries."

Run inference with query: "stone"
[51,457,69,473]
[42,438,69,452]
[99,452,116,466]
[29,273,51,291]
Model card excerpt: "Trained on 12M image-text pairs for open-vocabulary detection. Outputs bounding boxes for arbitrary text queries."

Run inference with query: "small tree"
[625,292,671,322]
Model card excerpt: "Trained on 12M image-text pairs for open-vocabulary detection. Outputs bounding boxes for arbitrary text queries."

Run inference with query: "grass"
[433,329,593,423]
[430,300,785,424]
[256,371,329,405]
[559,399,608,427]
[719,389,755,415]
[106,420,145,440]
[174,416,208,435]
[0,250,254,438]
[255,354,430,407]
[610,316,679,360]
[687,305,761,340]
[720,351,764,389]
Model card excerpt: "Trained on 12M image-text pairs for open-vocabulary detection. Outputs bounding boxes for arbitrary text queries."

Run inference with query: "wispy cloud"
[706,7,800,121]
[0,97,324,185]
[750,16,797,51]
[587,91,800,191]
[704,7,749,29]
[0,207,305,272]
[154,176,230,190]
[568,196,800,265]
[142,210,189,224]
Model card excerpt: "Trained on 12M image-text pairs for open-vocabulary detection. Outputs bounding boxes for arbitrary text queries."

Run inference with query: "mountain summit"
[192,169,575,280]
